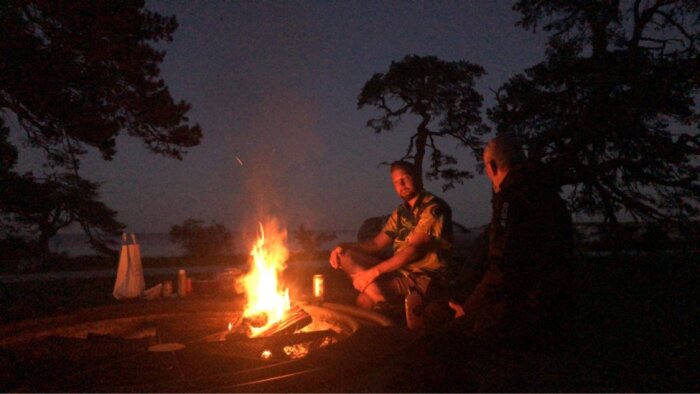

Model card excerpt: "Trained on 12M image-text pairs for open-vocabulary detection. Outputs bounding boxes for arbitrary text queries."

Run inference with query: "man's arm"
[329,231,393,269]
[351,230,431,292]
[456,193,525,317]
[352,201,449,291]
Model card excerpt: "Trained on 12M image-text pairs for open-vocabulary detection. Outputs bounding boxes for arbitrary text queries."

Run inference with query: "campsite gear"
[144,283,163,301]
[162,281,174,297]
[178,269,187,297]
[113,233,145,300]
[405,288,424,330]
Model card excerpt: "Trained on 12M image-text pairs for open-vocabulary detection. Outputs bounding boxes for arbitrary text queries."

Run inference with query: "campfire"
[236,221,311,338]
[0,222,403,392]
[0,220,402,391]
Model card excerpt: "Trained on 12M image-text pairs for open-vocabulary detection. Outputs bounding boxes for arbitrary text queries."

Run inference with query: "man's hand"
[448,300,465,318]
[329,246,344,269]
[352,268,380,292]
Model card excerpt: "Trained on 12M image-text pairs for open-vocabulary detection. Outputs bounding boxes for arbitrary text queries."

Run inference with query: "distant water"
[50,231,360,257]
[50,229,480,258]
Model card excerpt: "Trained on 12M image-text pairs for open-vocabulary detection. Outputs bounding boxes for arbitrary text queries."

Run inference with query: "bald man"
[451,134,574,343]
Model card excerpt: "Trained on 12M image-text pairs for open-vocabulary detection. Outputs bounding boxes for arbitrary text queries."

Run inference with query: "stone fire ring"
[0,298,419,392]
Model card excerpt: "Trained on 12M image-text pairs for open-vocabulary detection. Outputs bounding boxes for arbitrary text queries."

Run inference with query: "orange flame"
[242,221,290,337]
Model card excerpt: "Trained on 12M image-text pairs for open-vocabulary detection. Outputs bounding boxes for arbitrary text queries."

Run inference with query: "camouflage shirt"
[382,191,453,276]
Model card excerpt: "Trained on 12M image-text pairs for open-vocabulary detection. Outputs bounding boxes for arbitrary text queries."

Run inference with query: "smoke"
[239,87,323,232]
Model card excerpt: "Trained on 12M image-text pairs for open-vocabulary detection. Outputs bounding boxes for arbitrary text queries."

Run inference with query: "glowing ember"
[242,221,290,337]
[283,343,310,359]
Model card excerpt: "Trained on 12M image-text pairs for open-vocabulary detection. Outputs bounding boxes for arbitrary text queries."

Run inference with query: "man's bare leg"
[337,249,386,307]
[355,293,374,309]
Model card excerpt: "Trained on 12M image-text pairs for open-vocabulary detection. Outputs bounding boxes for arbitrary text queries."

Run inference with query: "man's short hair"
[390,161,419,179]
[390,161,424,189]
[486,134,526,169]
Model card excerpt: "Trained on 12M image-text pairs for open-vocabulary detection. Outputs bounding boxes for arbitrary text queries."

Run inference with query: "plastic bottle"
[405,288,424,330]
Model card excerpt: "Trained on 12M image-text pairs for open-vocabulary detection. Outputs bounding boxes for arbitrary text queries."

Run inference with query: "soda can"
[312,274,325,301]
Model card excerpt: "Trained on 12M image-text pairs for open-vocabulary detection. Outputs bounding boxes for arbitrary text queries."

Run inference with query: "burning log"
[243,312,269,329]
[255,304,312,337]
[229,304,312,339]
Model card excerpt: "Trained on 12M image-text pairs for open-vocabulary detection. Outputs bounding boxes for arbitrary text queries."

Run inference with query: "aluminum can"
[312,274,325,301]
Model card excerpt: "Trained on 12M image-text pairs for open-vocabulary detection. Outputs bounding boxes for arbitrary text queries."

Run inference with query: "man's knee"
[355,293,374,309]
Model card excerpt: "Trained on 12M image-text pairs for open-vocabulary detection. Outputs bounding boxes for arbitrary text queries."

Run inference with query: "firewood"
[254,304,312,337]
[242,312,268,328]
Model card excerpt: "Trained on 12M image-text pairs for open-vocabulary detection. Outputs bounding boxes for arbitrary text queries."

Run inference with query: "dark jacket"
[460,164,574,340]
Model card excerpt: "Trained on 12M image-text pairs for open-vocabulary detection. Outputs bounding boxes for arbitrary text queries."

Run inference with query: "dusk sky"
[18,0,550,234]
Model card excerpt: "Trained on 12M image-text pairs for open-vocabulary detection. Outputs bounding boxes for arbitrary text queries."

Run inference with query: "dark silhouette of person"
[450,133,574,343]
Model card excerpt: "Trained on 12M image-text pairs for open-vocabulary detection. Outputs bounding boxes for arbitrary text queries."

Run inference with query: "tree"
[1,172,125,257]
[0,118,24,236]
[0,119,16,177]
[169,219,233,257]
[489,1,700,227]
[0,1,202,254]
[358,55,489,190]
[0,0,202,169]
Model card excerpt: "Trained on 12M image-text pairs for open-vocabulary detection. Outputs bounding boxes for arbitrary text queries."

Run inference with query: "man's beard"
[400,189,418,202]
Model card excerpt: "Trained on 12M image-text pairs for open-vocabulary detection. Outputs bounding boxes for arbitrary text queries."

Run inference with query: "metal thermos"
[178,269,187,297]
[405,290,424,330]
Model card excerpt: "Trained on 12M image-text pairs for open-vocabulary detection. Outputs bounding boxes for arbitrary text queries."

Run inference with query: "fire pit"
[0,222,421,392]
[0,297,418,392]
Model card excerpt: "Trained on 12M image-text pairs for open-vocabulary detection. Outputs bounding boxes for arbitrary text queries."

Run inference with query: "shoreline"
[0,259,329,284]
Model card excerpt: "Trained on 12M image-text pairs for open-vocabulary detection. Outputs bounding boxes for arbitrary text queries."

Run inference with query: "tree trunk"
[414,116,430,188]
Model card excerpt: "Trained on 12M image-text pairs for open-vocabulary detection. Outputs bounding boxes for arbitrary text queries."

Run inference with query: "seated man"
[329,161,453,315]
[450,134,574,343]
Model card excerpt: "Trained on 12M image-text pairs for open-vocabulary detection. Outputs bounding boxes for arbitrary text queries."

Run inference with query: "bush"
[0,236,39,273]
[169,219,234,257]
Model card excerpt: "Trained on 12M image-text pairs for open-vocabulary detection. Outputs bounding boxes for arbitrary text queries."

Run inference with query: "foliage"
[0,119,20,235]
[0,236,37,272]
[489,1,700,227]
[358,54,489,190]
[0,119,17,175]
[292,224,337,255]
[169,219,233,257]
[0,1,202,254]
[0,0,202,168]
[0,171,124,256]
